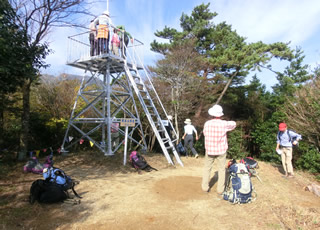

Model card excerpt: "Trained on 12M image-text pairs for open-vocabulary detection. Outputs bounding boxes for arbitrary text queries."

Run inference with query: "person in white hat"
[182,118,199,158]
[93,10,112,54]
[202,104,236,195]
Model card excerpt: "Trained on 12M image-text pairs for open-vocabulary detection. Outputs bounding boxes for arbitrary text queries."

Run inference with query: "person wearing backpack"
[276,122,302,178]
[201,105,236,195]
[116,25,133,57]
[94,10,112,55]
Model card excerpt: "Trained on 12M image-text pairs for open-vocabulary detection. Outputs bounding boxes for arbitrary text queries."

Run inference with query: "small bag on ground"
[240,157,259,169]
[129,151,157,172]
[176,141,186,156]
[239,157,263,183]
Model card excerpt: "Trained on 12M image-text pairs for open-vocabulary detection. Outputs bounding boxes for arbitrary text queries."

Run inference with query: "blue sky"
[43,0,320,90]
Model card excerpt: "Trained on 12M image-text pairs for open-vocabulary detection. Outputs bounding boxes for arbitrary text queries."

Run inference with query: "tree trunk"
[0,96,4,149]
[215,71,238,105]
[194,101,203,119]
[174,87,180,141]
[148,132,156,152]
[18,79,31,161]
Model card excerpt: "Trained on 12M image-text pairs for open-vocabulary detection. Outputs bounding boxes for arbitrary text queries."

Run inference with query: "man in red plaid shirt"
[201,105,236,195]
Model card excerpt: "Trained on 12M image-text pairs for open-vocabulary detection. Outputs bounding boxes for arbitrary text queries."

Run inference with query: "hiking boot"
[195,154,199,159]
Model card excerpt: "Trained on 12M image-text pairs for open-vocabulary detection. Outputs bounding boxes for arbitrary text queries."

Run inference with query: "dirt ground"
[1,151,320,230]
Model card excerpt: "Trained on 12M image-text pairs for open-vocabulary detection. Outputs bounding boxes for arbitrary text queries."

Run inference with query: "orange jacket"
[97,24,109,39]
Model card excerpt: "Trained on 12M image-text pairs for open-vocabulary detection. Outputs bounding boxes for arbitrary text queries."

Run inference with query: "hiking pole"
[256,174,263,183]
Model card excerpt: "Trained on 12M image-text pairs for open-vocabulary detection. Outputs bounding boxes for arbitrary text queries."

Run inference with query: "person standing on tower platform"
[111,28,120,56]
[94,10,112,55]
[116,25,133,58]
[89,19,97,56]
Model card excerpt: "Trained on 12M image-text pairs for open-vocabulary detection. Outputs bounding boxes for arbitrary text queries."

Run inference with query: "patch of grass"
[0,198,10,206]
[265,223,282,229]
[0,205,31,227]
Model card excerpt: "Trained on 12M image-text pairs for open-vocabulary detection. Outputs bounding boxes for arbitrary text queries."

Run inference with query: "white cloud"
[213,0,320,45]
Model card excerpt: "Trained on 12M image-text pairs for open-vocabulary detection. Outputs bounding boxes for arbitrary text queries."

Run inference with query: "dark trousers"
[97,37,109,55]
[89,33,95,56]
[184,134,198,156]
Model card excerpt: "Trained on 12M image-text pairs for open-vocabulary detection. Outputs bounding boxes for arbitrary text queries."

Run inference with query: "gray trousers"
[184,134,197,156]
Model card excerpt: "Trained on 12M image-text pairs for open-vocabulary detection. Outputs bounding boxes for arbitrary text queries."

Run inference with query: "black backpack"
[129,151,157,172]
[29,179,68,204]
[176,141,186,156]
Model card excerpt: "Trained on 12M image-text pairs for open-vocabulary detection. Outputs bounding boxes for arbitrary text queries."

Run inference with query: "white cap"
[167,115,173,120]
[103,10,109,16]
[208,105,224,117]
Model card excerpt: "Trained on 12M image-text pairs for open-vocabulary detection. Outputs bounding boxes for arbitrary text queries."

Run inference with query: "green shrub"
[194,136,205,155]
[296,146,320,173]
[227,128,248,160]
[250,118,281,163]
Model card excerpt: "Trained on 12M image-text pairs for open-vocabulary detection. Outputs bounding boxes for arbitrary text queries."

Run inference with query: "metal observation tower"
[60,21,183,166]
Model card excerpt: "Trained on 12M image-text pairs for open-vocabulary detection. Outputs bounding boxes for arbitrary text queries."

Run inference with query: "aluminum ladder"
[123,62,183,167]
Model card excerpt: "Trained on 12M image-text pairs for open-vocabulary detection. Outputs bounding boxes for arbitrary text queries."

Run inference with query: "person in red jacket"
[202,105,236,195]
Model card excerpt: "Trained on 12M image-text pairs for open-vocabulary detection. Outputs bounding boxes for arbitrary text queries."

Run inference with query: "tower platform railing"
[66,24,144,67]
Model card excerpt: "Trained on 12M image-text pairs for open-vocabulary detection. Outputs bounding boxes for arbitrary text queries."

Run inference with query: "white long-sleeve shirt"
[94,14,112,27]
